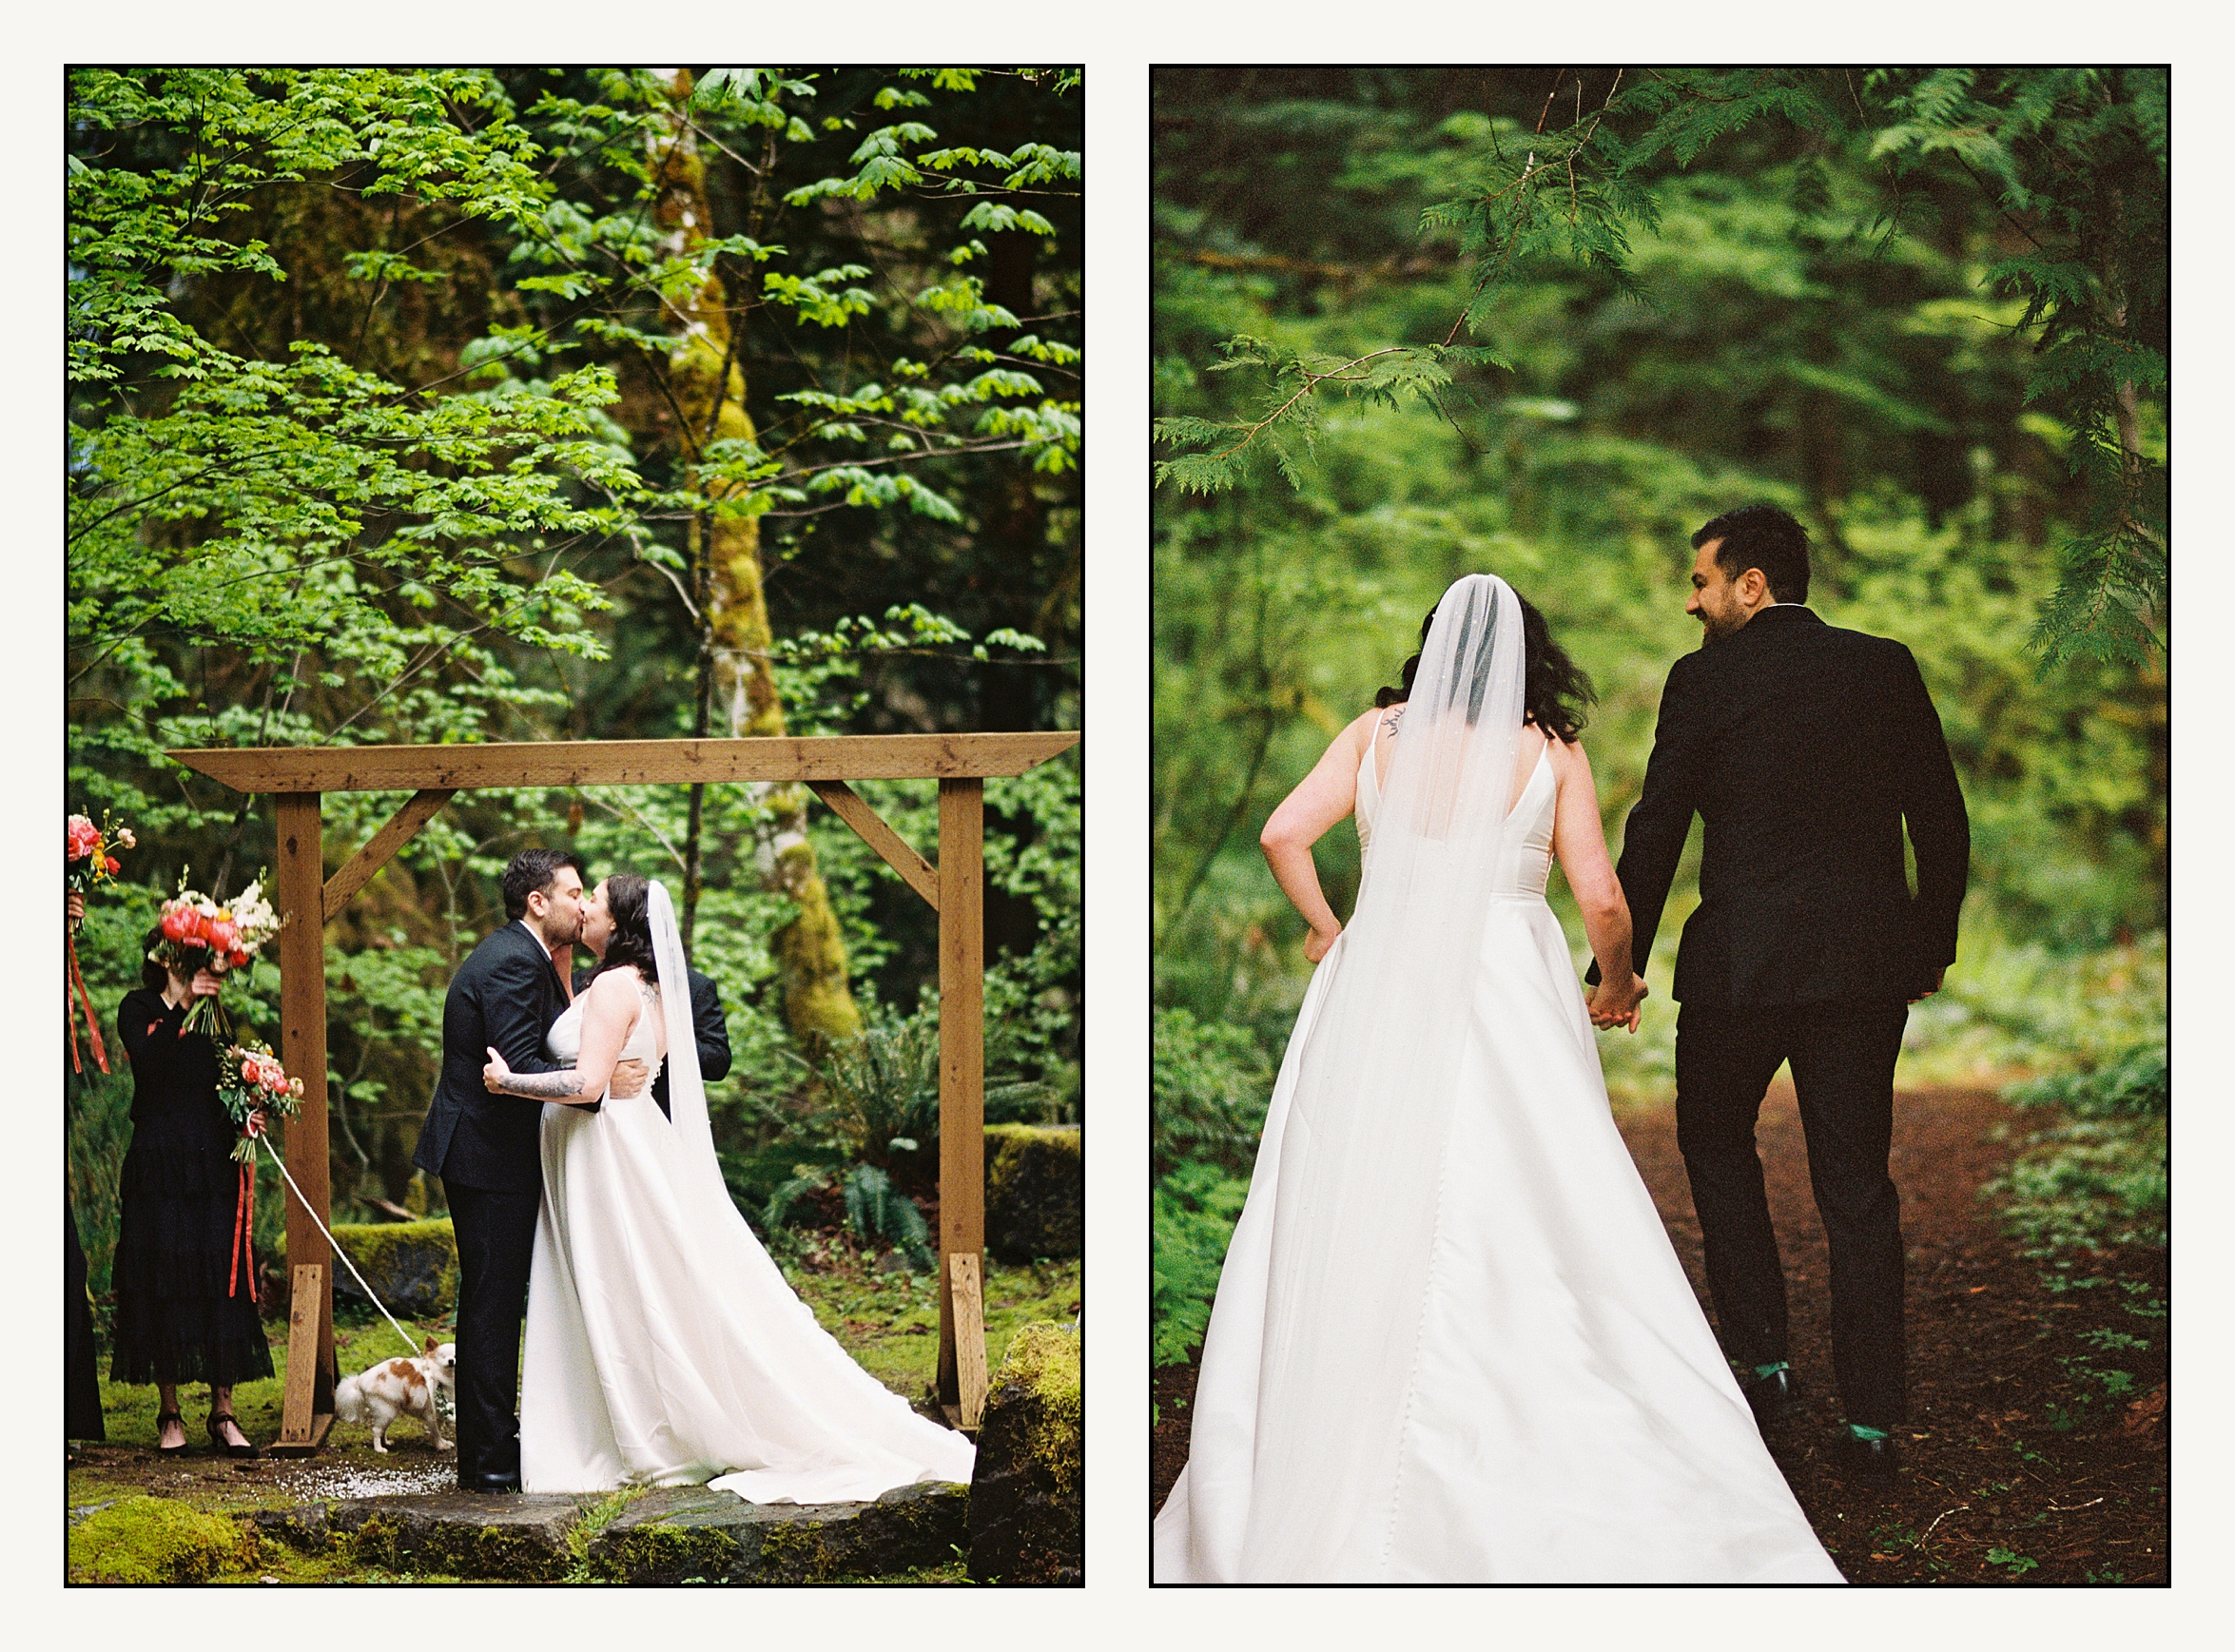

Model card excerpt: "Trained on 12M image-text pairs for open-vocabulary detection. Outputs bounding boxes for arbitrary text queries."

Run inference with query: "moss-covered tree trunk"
[654,71,861,1053]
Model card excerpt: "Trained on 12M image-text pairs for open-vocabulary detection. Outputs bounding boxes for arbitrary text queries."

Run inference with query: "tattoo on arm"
[496,1066,586,1099]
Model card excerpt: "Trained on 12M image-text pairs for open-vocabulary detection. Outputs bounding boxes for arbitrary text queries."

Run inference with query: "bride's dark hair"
[1374,585,1597,740]
[586,872,660,985]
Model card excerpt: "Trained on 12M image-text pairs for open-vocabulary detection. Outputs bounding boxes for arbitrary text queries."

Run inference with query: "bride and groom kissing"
[412,849,972,1501]
[1155,504,1970,1583]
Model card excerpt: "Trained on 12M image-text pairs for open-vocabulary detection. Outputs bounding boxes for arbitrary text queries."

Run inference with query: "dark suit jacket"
[412,920,572,1194]
[573,963,730,1121]
[1597,605,1970,1006]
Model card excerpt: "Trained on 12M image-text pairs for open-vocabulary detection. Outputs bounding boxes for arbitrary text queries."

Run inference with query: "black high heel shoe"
[155,1410,187,1456]
[206,1410,261,1460]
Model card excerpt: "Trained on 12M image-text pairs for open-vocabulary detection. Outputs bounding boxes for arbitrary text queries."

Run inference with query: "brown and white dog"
[333,1337,457,1453]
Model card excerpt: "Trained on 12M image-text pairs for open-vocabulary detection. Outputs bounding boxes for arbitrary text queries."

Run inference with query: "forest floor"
[1150,1082,2168,1585]
[69,1247,1079,1583]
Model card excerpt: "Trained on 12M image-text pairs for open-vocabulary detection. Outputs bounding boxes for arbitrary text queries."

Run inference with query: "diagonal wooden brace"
[807,779,939,909]
[322,788,456,923]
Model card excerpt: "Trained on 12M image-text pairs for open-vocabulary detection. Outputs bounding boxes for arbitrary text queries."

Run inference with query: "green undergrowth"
[1153,1162,1248,1367]
[1980,1040,2167,1442]
[778,1235,1081,1400]
[86,1308,454,1457]
[1985,1042,2167,1291]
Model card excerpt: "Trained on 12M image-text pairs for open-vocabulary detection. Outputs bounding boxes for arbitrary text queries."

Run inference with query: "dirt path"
[1152,1084,2168,1584]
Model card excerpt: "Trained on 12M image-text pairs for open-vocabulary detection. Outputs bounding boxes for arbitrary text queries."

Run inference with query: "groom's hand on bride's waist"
[609,1059,649,1098]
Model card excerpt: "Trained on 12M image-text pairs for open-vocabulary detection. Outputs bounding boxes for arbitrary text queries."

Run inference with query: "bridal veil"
[1241,573,1526,1576]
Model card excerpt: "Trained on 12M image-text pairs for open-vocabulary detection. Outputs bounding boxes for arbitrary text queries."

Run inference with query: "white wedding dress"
[518,888,974,1502]
[1154,576,1843,1584]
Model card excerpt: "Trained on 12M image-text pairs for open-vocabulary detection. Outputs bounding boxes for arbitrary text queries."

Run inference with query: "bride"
[480,873,974,1502]
[1152,573,1843,1583]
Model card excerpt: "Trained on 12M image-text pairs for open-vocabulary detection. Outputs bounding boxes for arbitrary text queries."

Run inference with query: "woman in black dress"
[66,890,105,1443]
[111,932,272,1455]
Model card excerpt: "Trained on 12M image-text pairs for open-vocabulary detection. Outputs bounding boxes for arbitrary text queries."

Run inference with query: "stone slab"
[261,1491,597,1581]
[588,1480,970,1583]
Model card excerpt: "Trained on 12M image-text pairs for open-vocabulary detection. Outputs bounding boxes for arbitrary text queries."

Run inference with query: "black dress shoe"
[1739,1366,1800,1429]
[464,1469,522,1494]
[1835,1431,1899,1483]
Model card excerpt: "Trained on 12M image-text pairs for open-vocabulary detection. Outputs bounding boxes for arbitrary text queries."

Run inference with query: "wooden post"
[948,1251,988,1430]
[273,791,336,1435]
[269,1263,332,1455]
[935,777,985,1409]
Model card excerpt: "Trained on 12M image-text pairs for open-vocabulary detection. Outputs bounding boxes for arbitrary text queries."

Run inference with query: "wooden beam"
[935,777,985,1409]
[807,780,938,910]
[168,731,1080,794]
[274,792,336,1431]
[323,787,456,923]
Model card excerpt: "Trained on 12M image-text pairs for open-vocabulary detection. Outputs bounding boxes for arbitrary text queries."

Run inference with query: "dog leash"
[255,1132,427,1361]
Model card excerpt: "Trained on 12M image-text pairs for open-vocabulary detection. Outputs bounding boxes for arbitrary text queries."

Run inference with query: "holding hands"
[1588,971,1649,1034]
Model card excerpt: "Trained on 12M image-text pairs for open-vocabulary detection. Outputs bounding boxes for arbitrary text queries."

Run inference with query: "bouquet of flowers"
[65,810,135,1072]
[67,809,135,893]
[146,873,285,1039]
[216,1040,305,1165]
[214,1039,303,1302]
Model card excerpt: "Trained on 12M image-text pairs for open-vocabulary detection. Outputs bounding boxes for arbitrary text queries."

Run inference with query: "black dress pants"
[1673,1000,1910,1426]
[444,1178,540,1479]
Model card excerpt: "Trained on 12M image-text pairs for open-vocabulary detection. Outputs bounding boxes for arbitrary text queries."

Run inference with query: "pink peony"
[67,817,99,860]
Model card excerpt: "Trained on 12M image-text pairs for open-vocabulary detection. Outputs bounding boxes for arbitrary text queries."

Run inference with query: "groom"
[1589,504,1969,1482]
[412,848,644,1492]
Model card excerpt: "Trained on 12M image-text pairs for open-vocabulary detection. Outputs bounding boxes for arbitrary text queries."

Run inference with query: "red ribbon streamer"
[227,1159,259,1302]
[66,934,108,1075]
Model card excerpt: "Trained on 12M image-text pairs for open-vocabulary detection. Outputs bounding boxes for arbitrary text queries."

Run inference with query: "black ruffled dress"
[107,988,274,1388]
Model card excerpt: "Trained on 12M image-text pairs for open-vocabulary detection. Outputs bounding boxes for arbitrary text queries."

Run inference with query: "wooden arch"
[167,731,1080,1451]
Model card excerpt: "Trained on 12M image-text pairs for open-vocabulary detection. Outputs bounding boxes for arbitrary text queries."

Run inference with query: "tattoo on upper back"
[1381,706,1405,740]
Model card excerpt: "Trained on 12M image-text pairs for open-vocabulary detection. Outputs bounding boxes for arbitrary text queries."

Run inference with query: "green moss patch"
[329,1216,458,1317]
[967,1321,1082,1583]
[983,1124,1082,1261]
[68,1495,252,1584]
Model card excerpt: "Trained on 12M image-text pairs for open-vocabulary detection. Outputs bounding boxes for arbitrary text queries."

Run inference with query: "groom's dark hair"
[502,846,587,921]
[1694,503,1811,605]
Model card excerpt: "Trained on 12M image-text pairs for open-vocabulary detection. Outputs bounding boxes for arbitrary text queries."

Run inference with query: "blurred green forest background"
[67,68,1081,1292]
[1151,68,2165,1363]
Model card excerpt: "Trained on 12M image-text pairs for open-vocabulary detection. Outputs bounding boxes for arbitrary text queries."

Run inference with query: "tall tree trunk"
[655,71,862,1053]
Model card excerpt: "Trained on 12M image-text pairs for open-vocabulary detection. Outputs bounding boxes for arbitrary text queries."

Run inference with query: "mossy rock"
[326,1493,587,1581]
[983,1124,1081,1263]
[68,1495,253,1584]
[966,1321,1081,1584]
[329,1216,458,1318]
[588,1481,969,1583]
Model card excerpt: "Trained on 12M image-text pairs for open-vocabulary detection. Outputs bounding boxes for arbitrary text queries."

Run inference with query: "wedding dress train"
[1153,589,1843,1583]
[519,886,974,1502]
